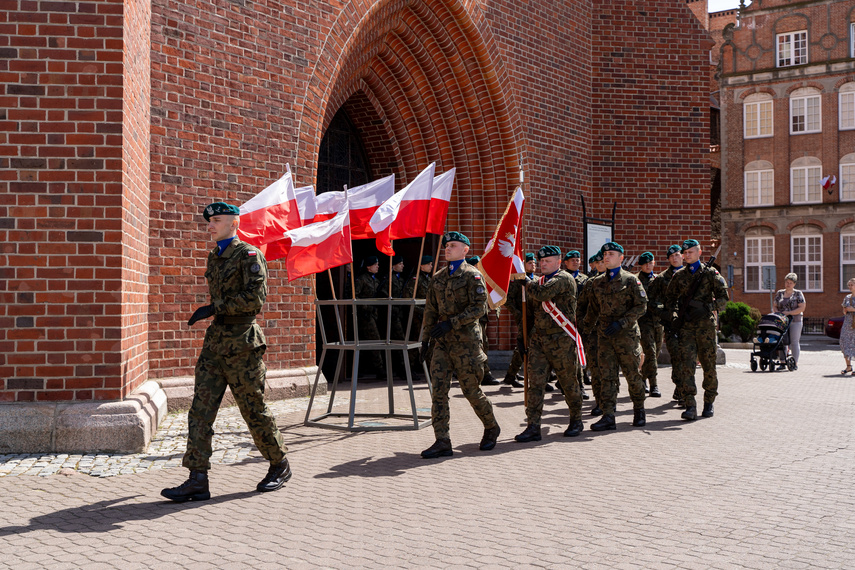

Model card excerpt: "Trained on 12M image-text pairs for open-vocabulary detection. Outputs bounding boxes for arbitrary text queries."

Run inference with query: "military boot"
[590,404,603,417]
[649,384,661,397]
[682,406,698,421]
[590,414,616,431]
[514,423,541,442]
[479,424,501,450]
[161,470,210,502]
[257,457,292,492]
[702,402,714,417]
[421,438,453,459]
[481,372,501,386]
[502,374,524,389]
[632,408,646,427]
[563,420,584,437]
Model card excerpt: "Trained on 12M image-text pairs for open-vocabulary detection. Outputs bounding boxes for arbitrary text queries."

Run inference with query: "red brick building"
[0,0,711,451]
[720,0,855,319]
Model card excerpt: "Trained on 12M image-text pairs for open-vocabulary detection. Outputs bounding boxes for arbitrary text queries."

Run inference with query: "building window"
[791,227,822,292]
[777,31,807,67]
[744,94,773,138]
[841,83,855,131]
[842,153,855,202]
[790,157,822,204]
[842,228,855,290]
[745,233,775,292]
[790,91,821,134]
[744,161,774,206]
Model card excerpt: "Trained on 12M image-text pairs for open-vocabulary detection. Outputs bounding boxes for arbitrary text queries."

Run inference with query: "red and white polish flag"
[301,190,347,224]
[284,205,353,282]
[345,174,396,240]
[476,187,525,309]
[370,163,435,256]
[426,167,455,235]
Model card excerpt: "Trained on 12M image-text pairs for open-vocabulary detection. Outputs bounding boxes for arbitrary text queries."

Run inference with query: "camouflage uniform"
[421,261,497,440]
[525,270,582,424]
[583,268,648,415]
[505,276,535,380]
[184,238,287,471]
[665,263,729,408]
[404,270,432,371]
[648,264,684,399]
[353,271,385,371]
[636,270,663,391]
[578,277,602,407]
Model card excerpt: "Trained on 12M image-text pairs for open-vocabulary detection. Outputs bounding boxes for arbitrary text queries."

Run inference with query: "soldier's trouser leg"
[550,334,582,422]
[677,327,700,408]
[480,324,493,379]
[184,349,229,471]
[695,322,719,404]
[585,334,602,405]
[429,349,453,440]
[598,332,645,415]
[430,347,495,440]
[615,335,646,409]
[525,338,551,425]
[597,337,620,416]
[506,343,524,380]
[458,360,496,430]
[227,348,287,464]
[639,322,659,388]
[664,333,684,397]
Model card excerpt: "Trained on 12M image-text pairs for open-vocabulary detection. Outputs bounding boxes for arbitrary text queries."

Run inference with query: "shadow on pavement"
[0,491,257,536]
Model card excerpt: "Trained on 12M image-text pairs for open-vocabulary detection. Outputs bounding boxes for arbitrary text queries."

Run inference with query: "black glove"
[604,321,622,337]
[430,321,452,339]
[188,304,215,326]
[516,337,527,356]
[687,305,707,322]
[420,341,430,363]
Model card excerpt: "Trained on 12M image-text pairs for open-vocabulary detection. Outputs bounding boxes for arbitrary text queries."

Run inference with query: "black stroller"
[750,313,795,372]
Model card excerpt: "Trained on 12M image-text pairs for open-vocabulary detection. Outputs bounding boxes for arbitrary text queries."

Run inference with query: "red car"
[826,316,844,339]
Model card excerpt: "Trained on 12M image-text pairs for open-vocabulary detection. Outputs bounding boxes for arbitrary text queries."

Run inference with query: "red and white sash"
[540,276,586,366]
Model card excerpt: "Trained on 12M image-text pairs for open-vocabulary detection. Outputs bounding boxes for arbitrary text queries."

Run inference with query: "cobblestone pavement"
[1,341,854,568]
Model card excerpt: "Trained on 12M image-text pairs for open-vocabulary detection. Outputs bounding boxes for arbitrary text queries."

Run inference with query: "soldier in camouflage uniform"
[583,242,648,431]
[635,251,663,398]
[514,246,584,442]
[403,255,434,376]
[665,239,729,420]
[647,244,686,404]
[354,256,386,378]
[579,251,606,415]
[420,232,500,459]
[378,255,406,375]
[162,202,290,503]
[563,250,590,401]
[503,253,537,388]
[467,255,500,386]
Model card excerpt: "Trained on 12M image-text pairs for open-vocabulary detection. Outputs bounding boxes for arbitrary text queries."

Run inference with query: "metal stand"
[304,297,433,431]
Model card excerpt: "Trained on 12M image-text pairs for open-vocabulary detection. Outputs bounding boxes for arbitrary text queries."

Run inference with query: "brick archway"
[297,0,522,247]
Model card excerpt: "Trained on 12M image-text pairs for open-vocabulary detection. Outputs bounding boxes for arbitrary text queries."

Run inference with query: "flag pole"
[327,269,337,300]
[518,169,529,407]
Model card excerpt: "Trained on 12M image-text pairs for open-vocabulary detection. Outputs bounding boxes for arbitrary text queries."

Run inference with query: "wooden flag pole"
[327,269,337,300]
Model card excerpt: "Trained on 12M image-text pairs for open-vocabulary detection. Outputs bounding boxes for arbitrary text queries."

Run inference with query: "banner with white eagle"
[476,187,525,309]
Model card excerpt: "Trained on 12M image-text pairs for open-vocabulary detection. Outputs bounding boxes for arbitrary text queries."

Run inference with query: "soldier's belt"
[214,315,256,325]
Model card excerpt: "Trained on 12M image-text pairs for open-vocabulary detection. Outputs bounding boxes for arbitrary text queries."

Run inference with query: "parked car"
[825,316,844,339]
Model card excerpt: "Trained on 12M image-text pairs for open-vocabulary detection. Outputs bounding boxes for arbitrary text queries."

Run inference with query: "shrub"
[719,301,761,342]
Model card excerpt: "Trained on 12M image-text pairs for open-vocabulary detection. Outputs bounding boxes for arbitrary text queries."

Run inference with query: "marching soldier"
[664,239,729,420]
[404,255,434,375]
[563,250,590,401]
[635,251,663,398]
[514,246,584,442]
[580,251,605,415]
[647,245,686,403]
[503,252,536,388]
[420,232,500,458]
[161,202,290,502]
[467,255,500,386]
[583,242,648,431]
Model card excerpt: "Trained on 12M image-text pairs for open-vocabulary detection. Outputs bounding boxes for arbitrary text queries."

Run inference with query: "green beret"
[592,251,604,262]
[203,202,240,221]
[638,252,654,264]
[667,244,682,257]
[466,256,481,265]
[442,231,470,247]
[564,250,581,260]
[392,255,403,265]
[600,242,624,254]
[682,239,700,251]
[588,255,597,265]
[420,255,434,265]
[524,252,536,262]
[537,245,562,260]
[364,256,379,267]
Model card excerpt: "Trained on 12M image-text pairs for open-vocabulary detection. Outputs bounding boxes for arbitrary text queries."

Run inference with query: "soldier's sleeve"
[525,274,570,303]
[712,270,729,312]
[619,276,647,328]
[581,282,599,334]
[449,272,487,329]
[215,247,267,315]
[421,281,439,343]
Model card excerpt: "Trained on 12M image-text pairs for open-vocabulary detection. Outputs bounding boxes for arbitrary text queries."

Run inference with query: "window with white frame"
[744,93,773,138]
[791,226,822,292]
[841,226,855,290]
[777,30,807,67]
[842,153,855,202]
[745,229,775,292]
[744,160,774,206]
[790,87,821,134]
[841,82,855,131]
[790,156,822,204]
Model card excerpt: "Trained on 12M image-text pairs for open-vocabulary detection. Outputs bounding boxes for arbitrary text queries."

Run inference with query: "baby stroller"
[750,313,795,372]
